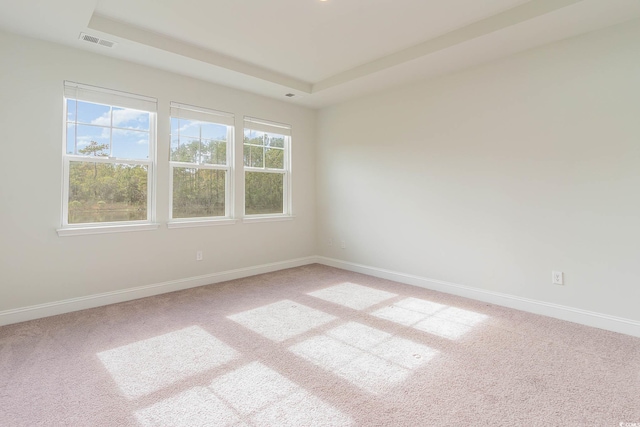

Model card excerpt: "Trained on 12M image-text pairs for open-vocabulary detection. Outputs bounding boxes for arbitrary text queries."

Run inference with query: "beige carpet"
[1,264,639,426]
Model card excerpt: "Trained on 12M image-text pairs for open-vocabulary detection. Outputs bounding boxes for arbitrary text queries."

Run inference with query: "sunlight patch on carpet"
[308,282,397,310]
[135,387,244,427]
[227,300,336,342]
[136,362,353,427]
[97,326,238,399]
[289,322,437,394]
[210,362,353,425]
[373,298,488,340]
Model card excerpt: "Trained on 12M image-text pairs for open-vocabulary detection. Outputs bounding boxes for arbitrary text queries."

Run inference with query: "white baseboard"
[0,256,317,327]
[316,256,640,338]
[3,255,639,338]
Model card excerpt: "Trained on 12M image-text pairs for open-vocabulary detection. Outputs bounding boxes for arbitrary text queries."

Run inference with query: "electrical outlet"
[340,240,346,249]
[196,250,203,261]
[552,271,563,285]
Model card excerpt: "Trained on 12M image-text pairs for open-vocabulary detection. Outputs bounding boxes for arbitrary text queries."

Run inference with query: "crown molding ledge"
[88,13,313,94]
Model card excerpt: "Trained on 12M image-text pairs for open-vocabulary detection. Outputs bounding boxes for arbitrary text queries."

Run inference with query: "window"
[243,117,291,217]
[62,82,157,230]
[170,103,234,222]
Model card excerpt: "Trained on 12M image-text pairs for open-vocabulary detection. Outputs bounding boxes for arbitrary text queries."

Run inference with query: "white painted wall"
[2,19,639,329]
[317,19,640,322]
[0,32,316,312]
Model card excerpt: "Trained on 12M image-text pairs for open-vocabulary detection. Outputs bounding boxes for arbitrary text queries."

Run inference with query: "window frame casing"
[168,102,235,226]
[243,116,292,220]
[59,81,158,236]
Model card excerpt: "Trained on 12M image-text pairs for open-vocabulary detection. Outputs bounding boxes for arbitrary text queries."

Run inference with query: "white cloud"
[178,120,203,134]
[113,128,148,141]
[92,108,148,130]
[91,112,110,127]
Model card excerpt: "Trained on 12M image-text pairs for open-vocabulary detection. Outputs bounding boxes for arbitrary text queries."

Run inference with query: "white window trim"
[242,215,295,224]
[57,223,160,237]
[167,219,238,229]
[243,117,293,219]
[168,102,235,224]
[60,82,158,235]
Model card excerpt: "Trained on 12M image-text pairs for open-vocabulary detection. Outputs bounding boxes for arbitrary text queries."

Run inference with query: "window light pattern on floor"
[308,282,397,310]
[135,387,242,427]
[227,300,336,342]
[289,322,438,394]
[373,297,488,340]
[135,362,353,427]
[97,326,239,399]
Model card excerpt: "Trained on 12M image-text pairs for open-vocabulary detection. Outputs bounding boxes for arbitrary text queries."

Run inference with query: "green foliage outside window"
[68,151,147,224]
[245,172,284,215]
[173,168,225,218]
[243,130,286,215]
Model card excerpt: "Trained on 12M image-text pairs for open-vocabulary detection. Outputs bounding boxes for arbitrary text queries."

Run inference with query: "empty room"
[1,0,639,426]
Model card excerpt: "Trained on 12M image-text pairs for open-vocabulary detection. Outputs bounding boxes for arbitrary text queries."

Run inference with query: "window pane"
[68,161,148,224]
[112,129,149,160]
[243,145,250,166]
[246,146,263,167]
[76,125,110,157]
[170,136,180,160]
[175,118,200,138]
[173,168,226,218]
[66,124,76,154]
[245,172,284,215]
[266,133,285,148]
[171,136,199,163]
[244,129,264,146]
[170,117,181,136]
[112,107,150,131]
[201,140,227,165]
[76,101,110,125]
[265,148,284,169]
[200,122,227,140]
[66,99,76,123]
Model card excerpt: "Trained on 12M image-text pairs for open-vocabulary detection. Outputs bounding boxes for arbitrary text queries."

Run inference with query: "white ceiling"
[93,0,532,83]
[1,0,640,108]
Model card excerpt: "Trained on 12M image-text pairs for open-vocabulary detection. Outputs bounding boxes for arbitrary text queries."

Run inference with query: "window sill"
[242,215,295,224]
[167,219,238,229]
[57,223,160,237]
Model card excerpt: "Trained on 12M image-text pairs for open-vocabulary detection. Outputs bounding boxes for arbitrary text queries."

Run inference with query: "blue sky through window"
[66,99,151,160]
[170,118,227,140]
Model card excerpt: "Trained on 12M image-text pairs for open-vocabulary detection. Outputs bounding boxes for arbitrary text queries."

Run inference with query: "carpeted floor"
[1,264,639,426]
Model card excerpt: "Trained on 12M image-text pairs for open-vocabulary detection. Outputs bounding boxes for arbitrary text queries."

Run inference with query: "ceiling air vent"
[79,32,117,49]
[98,39,116,48]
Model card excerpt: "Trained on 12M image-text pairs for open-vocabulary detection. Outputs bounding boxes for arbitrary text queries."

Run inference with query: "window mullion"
[245,167,285,174]
[109,106,114,157]
[73,98,78,155]
[65,155,150,166]
[170,163,228,171]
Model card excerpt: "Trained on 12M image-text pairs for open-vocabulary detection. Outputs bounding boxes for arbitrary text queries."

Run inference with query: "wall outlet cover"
[552,271,563,285]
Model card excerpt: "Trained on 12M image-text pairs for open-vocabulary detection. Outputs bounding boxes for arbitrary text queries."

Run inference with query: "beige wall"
[0,32,317,311]
[317,19,640,321]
